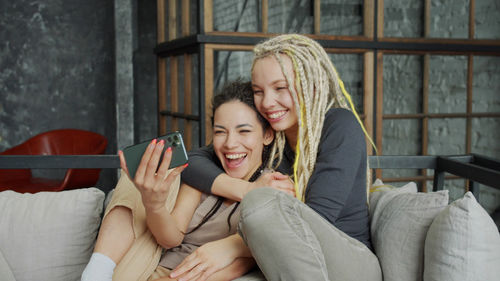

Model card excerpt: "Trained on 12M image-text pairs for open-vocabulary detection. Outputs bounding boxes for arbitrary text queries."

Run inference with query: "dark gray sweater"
[181,108,372,249]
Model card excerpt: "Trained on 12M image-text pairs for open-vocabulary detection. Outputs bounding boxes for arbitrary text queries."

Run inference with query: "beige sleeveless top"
[158,194,240,269]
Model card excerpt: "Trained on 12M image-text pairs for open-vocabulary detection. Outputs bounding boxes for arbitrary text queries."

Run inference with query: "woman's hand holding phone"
[119,138,188,212]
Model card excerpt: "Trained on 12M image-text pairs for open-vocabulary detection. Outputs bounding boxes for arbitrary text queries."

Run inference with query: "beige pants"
[104,170,180,281]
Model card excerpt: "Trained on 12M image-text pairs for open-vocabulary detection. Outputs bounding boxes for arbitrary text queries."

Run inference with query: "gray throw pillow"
[369,180,449,281]
[424,192,500,281]
[0,247,16,281]
[0,188,104,281]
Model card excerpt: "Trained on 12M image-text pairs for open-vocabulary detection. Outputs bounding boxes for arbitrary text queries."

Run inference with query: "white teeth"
[225,153,246,159]
[268,111,286,119]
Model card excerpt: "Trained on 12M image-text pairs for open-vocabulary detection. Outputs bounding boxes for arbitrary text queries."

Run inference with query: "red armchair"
[0,129,108,193]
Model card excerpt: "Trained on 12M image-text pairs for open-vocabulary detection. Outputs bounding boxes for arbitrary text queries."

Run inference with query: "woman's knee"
[241,188,280,214]
[239,187,297,236]
[97,206,134,239]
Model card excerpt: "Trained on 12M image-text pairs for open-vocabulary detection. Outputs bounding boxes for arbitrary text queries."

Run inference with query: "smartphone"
[122,131,188,179]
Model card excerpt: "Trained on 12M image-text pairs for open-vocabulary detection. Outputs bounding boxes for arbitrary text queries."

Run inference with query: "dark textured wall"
[0,0,116,189]
[134,0,158,143]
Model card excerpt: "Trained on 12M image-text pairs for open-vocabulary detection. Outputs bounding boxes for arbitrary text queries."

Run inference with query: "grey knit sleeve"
[181,145,224,194]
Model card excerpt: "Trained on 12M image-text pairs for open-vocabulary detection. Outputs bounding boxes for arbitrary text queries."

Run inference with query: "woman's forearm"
[212,171,296,201]
[223,234,253,258]
[211,174,252,201]
[206,258,256,281]
[145,205,184,249]
[145,183,201,250]
[182,146,260,201]
[169,233,254,280]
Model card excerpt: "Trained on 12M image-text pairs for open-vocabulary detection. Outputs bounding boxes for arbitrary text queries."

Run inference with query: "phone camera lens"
[167,137,172,143]
[174,135,179,141]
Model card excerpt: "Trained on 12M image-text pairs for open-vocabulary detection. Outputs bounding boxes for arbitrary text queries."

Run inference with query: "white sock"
[81,252,116,281]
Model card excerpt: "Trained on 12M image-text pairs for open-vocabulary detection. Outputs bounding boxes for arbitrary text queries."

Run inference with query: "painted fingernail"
[159,139,165,145]
[166,147,172,152]
[183,163,189,168]
[149,139,157,149]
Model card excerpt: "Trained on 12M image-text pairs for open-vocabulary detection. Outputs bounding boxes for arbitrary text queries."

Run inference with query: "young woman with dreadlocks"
[179,34,382,281]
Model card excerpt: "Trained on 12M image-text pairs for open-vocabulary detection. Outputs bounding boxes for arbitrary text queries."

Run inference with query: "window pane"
[329,53,364,113]
[320,0,363,36]
[428,118,466,155]
[383,119,421,156]
[178,55,185,113]
[161,1,168,42]
[191,54,200,116]
[176,0,183,38]
[189,54,200,148]
[430,177,500,214]
[429,0,469,39]
[213,51,253,92]
[479,184,500,214]
[268,0,314,34]
[163,0,184,40]
[163,54,200,149]
[444,178,466,202]
[176,55,200,115]
[213,0,260,32]
[428,55,467,113]
[426,174,466,201]
[472,56,500,112]
[165,57,172,132]
[382,118,421,183]
[471,118,500,159]
[190,121,200,149]
[384,0,423,37]
[383,55,423,114]
[475,0,500,39]
[190,0,199,35]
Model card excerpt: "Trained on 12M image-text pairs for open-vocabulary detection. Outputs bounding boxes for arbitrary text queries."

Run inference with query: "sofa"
[0,154,499,281]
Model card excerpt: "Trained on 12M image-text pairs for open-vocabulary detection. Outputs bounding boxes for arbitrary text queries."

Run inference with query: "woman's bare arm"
[183,146,294,201]
[168,234,255,281]
[145,183,201,249]
[119,141,199,249]
[153,258,256,281]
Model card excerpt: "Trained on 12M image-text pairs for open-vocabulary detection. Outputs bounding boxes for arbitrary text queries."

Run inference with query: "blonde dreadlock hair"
[252,34,375,202]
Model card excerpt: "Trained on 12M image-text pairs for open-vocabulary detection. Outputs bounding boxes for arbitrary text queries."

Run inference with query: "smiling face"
[212,100,273,181]
[251,55,299,142]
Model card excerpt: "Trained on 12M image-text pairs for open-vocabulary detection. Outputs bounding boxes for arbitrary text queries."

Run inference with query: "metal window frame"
[155,1,500,189]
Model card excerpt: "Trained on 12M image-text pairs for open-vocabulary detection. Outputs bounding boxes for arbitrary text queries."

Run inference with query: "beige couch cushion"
[424,192,500,281]
[369,180,449,281]
[0,247,16,281]
[0,188,104,281]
